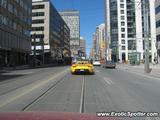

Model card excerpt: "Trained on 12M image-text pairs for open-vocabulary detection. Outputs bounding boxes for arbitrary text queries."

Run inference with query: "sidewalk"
[118,64,160,78]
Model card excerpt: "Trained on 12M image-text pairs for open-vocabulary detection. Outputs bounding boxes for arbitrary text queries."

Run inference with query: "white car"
[93,60,101,66]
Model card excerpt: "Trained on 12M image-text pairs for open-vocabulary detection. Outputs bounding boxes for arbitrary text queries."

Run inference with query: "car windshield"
[77,61,89,64]
[0,0,160,120]
[95,60,100,62]
[107,61,114,63]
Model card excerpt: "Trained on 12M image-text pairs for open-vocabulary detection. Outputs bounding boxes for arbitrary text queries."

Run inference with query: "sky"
[51,0,105,57]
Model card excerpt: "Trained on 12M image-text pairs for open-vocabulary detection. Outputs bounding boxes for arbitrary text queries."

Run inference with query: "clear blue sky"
[52,0,105,57]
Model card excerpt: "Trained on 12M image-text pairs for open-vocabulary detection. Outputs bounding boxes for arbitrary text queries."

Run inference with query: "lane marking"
[103,77,111,85]
[103,77,114,85]
[0,68,70,108]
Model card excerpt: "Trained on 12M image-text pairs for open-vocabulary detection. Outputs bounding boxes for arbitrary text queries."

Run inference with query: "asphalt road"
[0,66,160,119]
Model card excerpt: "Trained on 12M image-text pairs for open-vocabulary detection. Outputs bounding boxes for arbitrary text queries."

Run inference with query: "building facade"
[31,0,70,64]
[59,10,80,57]
[91,24,106,60]
[105,0,157,63]
[97,24,106,60]
[0,0,32,67]
[80,37,86,57]
[155,0,160,63]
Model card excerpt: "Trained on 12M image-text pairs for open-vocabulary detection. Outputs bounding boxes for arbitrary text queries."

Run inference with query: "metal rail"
[79,75,86,113]
[21,75,67,111]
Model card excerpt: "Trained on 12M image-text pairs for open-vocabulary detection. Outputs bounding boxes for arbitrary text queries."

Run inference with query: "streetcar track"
[79,75,86,113]
[22,74,68,111]
[0,73,63,96]
[0,68,68,96]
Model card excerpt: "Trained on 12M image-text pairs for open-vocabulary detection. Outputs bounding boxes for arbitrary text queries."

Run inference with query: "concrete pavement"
[0,66,160,119]
[118,64,160,78]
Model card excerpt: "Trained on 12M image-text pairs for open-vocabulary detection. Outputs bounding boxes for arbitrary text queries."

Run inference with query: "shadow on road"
[0,74,25,82]
[71,73,95,76]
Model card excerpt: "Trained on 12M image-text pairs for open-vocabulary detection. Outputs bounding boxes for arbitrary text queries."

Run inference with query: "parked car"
[93,60,101,66]
[102,61,116,69]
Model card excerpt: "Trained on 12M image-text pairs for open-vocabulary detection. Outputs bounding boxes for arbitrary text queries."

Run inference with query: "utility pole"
[142,0,152,73]
[41,37,44,65]
[33,33,36,67]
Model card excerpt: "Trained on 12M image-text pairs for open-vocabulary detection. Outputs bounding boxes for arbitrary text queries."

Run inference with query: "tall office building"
[155,0,160,64]
[59,10,80,57]
[0,0,32,67]
[91,24,106,60]
[90,33,96,59]
[31,0,70,64]
[97,23,106,60]
[105,0,157,63]
[80,37,86,57]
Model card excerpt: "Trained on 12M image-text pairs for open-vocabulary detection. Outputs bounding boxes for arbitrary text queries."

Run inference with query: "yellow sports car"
[71,61,94,74]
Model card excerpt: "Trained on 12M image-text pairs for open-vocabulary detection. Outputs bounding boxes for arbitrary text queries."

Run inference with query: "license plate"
[80,69,84,72]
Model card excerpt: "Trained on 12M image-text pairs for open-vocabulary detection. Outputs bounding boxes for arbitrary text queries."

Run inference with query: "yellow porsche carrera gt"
[71,60,94,75]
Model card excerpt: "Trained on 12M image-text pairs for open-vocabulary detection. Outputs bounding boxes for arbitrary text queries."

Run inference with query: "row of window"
[0,29,31,51]
[32,27,44,31]
[32,12,45,17]
[0,0,31,16]
[0,0,31,25]
[32,19,44,24]
[0,15,30,37]
[31,34,44,38]
[32,5,44,9]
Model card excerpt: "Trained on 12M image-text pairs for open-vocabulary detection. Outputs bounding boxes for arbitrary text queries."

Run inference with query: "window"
[13,22,17,30]
[24,30,31,37]
[20,0,23,7]
[32,27,44,31]
[8,3,14,13]
[120,4,124,8]
[122,46,125,50]
[0,0,7,8]
[157,34,160,42]
[14,7,17,16]
[121,34,125,38]
[32,12,45,17]
[120,0,124,2]
[15,0,19,3]
[156,20,160,28]
[0,15,2,25]
[156,5,160,14]
[121,22,125,26]
[121,10,124,14]
[128,40,136,50]
[0,15,8,25]
[122,40,125,44]
[121,16,125,20]
[31,34,44,38]
[32,19,44,24]
[32,5,45,9]
[121,28,125,32]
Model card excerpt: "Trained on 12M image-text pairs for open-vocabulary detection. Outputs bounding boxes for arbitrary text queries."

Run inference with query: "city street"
[0,66,160,117]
